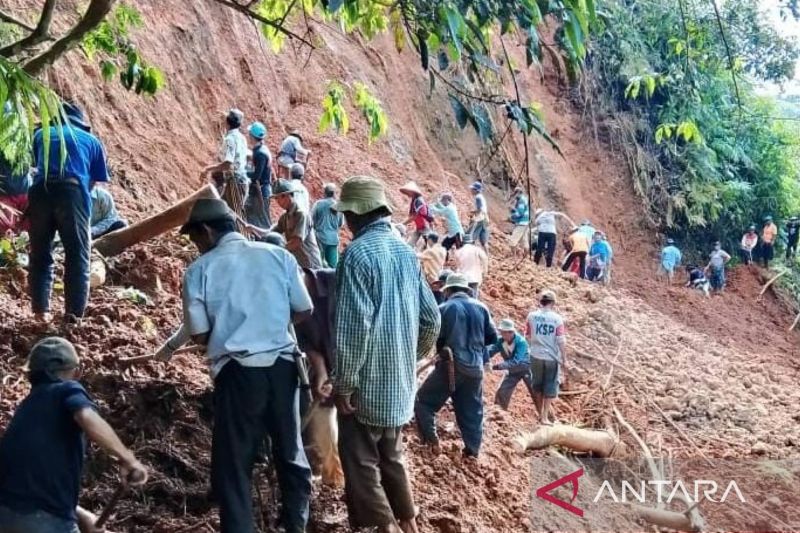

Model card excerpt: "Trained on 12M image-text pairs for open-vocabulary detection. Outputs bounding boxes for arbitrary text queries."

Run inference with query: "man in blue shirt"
[29,102,110,322]
[244,121,272,229]
[659,238,682,284]
[508,187,531,258]
[429,192,464,254]
[0,337,147,533]
[587,231,612,282]
[311,183,344,267]
[415,273,498,458]
[487,318,533,410]
[90,186,127,238]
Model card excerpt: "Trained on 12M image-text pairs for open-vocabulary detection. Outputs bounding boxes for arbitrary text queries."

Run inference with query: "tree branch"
[23,0,116,77]
[209,0,314,48]
[0,9,35,32]
[0,0,58,58]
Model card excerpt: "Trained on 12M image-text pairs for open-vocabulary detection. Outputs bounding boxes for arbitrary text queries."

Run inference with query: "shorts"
[531,358,560,398]
[510,224,529,248]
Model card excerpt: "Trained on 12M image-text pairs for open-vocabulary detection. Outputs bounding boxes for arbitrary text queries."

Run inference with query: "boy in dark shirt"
[0,337,147,533]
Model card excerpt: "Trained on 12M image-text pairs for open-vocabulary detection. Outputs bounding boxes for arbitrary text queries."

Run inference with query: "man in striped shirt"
[333,176,441,533]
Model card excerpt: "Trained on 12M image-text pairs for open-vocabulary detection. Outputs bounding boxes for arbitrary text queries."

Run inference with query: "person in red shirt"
[400,181,431,249]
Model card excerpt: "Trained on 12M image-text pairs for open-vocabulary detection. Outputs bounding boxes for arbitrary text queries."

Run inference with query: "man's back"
[311,198,342,246]
[661,245,681,266]
[528,308,565,363]
[455,244,487,283]
[33,126,108,192]
[335,221,440,426]
[438,294,496,373]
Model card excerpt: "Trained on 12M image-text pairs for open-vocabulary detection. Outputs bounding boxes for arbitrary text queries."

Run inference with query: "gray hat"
[540,289,557,304]
[498,318,516,332]
[290,163,305,180]
[334,176,393,215]
[27,337,79,374]
[180,198,235,234]
[270,179,295,197]
[443,273,471,291]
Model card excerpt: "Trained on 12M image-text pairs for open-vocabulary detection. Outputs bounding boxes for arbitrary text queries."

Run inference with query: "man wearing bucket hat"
[0,337,147,533]
[399,180,432,249]
[487,318,534,410]
[244,121,273,229]
[468,181,490,251]
[526,290,567,425]
[272,179,323,269]
[28,101,111,323]
[180,198,315,532]
[415,272,497,458]
[333,176,440,532]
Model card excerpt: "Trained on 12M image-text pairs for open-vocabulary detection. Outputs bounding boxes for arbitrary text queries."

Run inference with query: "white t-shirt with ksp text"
[526,308,566,363]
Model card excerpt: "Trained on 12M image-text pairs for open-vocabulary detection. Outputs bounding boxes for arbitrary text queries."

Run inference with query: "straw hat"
[399,181,422,196]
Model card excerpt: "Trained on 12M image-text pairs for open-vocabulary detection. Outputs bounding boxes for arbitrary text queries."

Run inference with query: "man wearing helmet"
[244,121,273,229]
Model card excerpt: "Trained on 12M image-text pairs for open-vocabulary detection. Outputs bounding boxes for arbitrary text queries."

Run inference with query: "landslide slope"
[0,0,798,531]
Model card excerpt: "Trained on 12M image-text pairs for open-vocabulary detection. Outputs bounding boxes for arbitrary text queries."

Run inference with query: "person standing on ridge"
[562,227,589,279]
[760,216,778,268]
[786,216,799,260]
[468,181,490,252]
[311,183,344,268]
[29,102,110,324]
[508,187,530,258]
[533,208,574,268]
[487,319,533,411]
[429,192,464,256]
[277,129,309,179]
[244,121,272,229]
[740,226,758,265]
[399,181,431,249]
[705,241,732,293]
[180,198,314,533]
[202,109,249,213]
[0,337,148,533]
[272,179,323,269]
[415,273,497,458]
[333,176,440,533]
[526,290,567,426]
[289,163,310,213]
[658,238,682,284]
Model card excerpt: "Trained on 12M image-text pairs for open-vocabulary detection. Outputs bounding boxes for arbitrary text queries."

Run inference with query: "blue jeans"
[0,505,78,533]
[321,244,339,268]
[28,182,91,316]
[211,359,311,533]
[415,363,484,456]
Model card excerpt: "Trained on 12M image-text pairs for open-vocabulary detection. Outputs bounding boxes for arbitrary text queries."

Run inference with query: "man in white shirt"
[533,208,574,267]
[526,290,567,425]
[454,234,489,298]
[201,109,250,211]
[180,198,314,533]
[290,163,311,213]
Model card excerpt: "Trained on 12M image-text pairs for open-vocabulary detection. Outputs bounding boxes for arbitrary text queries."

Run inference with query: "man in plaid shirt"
[333,176,440,533]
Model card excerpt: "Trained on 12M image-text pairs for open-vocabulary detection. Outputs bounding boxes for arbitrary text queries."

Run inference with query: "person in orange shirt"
[562,227,590,279]
[761,216,778,268]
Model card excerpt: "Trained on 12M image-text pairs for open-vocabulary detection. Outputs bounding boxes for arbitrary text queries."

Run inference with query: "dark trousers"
[28,182,91,316]
[415,363,484,456]
[787,238,798,260]
[739,248,754,265]
[211,359,311,533]
[337,415,415,528]
[494,367,535,410]
[761,243,774,267]
[0,505,78,533]
[534,232,557,267]
[562,251,587,279]
[442,233,463,251]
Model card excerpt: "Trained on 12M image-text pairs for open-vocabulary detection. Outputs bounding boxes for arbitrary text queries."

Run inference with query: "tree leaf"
[449,94,471,129]
[471,103,493,143]
[100,60,117,81]
[445,5,463,58]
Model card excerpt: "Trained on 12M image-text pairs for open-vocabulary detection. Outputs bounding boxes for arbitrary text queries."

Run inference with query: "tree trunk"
[514,425,626,457]
[93,184,218,257]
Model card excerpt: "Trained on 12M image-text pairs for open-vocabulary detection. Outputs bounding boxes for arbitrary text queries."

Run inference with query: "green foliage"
[0,231,28,268]
[353,82,388,143]
[82,4,165,96]
[319,82,350,135]
[590,0,800,253]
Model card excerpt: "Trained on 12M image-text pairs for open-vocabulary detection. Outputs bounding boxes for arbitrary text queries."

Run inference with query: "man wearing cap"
[487,319,533,410]
[277,130,308,179]
[533,208,574,267]
[179,198,315,532]
[311,183,344,268]
[244,121,272,229]
[786,216,799,260]
[400,181,431,249]
[740,226,758,265]
[429,192,464,255]
[658,238,682,283]
[508,187,531,258]
[431,268,453,305]
[760,216,778,268]
[289,163,311,213]
[202,109,249,212]
[28,102,111,323]
[332,176,440,533]
[526,290,567,425]
[0,337,147,533]
[415,272,497,458]
[418,233,446,286]
[272,179,323,269]
[468,181,490,251]
[453,234,488,298]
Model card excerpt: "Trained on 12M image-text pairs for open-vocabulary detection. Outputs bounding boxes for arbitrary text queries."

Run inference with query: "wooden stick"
[788,312,800,332]
[758,270,786,297]
[612,405,661,483]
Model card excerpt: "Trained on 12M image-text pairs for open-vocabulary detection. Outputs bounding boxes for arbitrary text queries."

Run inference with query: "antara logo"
[535,468,584,517]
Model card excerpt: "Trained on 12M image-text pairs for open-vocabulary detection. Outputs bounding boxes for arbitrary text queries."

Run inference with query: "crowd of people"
[0,105,574,533]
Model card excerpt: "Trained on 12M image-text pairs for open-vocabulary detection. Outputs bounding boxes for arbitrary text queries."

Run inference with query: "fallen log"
[758,270,786,298]
[631,504,704,531]
[94,185,219,257]
[514,424,626,457]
